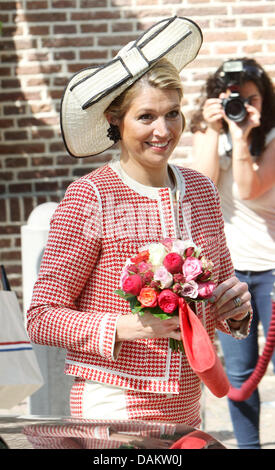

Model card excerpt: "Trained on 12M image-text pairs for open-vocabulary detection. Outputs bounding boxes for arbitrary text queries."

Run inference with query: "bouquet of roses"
[115,238,216,352]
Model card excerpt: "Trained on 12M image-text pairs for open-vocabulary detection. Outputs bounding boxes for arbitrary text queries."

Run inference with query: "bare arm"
[192,128,220,184]
[227,105,275,199]
[191,98,224,185]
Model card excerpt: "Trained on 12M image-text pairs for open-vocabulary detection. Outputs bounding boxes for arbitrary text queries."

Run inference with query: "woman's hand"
[219,92,261,141]
[202,98,224,133]
[209,276,252,323]
[219,91,271,200]
[116,310,181,343]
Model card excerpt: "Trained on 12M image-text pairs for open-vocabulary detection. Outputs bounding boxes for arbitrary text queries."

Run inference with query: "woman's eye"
[247,96,261,106]
[138,110,180,121]
[251,99,259,106]
[139,114,153,121]
[167,110,180,119]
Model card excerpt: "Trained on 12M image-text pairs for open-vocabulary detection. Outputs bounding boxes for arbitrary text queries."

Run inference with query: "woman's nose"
[153,118,170,137]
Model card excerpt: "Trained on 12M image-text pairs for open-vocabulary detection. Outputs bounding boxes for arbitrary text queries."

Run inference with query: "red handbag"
[179,298,230,398]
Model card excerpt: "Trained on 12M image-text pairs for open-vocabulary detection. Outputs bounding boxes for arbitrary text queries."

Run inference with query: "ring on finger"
[233,296,242,308]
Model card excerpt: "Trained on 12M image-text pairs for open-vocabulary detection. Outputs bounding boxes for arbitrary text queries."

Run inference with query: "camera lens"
[224,97,247,122]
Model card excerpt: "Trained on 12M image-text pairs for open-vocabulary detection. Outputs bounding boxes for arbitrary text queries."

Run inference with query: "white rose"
[148,243,167,267]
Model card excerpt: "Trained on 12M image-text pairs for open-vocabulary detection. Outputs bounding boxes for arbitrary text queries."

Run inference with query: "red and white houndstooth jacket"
[27,160,245,397]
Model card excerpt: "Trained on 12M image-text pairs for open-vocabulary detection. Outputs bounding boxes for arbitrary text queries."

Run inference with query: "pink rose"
[158,289,179,314]
[154,266,173,289]
[138,261,153,273]
[122,274,142,296]
[181,280,199,299]
[137,287,158,308]
[161,238,174,251]
[197,281,216,299]
[163,252,184,274]
[171,239,188,255]
[182,257,202,282]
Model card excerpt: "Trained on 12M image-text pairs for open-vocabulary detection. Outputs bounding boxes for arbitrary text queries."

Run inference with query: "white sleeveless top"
[217,128,275,271]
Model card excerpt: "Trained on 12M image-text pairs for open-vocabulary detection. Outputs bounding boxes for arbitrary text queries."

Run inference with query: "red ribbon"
[178,298,230,398]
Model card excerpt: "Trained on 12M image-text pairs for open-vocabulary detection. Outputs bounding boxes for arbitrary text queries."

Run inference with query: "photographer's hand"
[223,99,260,141]
[202,98,224,133]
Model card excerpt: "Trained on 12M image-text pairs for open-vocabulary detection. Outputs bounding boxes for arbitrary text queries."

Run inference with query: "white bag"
[0,290,44,409]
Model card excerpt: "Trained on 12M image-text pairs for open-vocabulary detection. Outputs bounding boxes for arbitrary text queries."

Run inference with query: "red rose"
[163,253,184,274]
[197,281,216,299]
[185,246,195,257]
[173,273,185,283]
[172,283,182,295]
[137,287,158,308]
[158,289,179,314]
[122,274,142,296]
[150,280,160,289]
[127,264,139,274]
[142,270,154,286]
[198,270,212,281]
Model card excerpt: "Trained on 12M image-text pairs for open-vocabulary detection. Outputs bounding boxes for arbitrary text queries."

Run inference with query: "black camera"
[220,61,248,122]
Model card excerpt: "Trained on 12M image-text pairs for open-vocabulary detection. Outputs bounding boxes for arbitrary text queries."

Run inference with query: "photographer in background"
[189,58,275,449]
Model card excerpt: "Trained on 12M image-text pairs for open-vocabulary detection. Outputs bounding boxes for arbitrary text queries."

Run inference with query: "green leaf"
[131,305,144,314]
[129,296,139,309]
[145,305,172,320]
[114,289,127,298]
[114,289,135,301]
[152,312,172,320]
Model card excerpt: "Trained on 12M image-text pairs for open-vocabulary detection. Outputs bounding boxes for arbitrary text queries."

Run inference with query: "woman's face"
[117,85,183,172]
[231,80,263,114]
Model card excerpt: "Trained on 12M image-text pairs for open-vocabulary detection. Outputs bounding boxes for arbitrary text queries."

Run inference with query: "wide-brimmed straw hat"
[60,16,203,158]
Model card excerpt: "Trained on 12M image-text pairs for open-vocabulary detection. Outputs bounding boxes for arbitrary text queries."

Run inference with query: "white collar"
[109,156,185,200]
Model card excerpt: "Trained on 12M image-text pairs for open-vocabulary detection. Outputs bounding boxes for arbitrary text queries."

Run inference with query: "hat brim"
[60,16,203,158]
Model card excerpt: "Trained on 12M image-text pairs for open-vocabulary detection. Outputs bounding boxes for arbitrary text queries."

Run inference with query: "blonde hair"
[105,58,183,121]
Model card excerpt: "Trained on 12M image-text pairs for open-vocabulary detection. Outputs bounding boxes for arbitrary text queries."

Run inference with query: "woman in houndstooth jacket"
[27,17,252,427]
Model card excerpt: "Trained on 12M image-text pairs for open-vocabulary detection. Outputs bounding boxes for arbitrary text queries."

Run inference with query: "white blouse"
[217,128,275,271]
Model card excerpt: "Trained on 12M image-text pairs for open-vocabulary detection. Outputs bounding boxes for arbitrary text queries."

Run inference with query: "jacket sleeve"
[26,178,121,361]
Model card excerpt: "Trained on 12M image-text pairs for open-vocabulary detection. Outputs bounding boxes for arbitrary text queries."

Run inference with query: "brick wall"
[1,0,275,303]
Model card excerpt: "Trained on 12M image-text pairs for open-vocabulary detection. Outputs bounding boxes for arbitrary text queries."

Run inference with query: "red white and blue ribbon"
[0,341,33,352]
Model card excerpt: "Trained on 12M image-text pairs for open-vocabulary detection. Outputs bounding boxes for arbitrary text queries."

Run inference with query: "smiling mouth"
[147,141,169,148]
